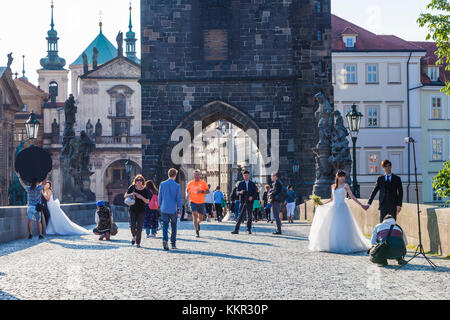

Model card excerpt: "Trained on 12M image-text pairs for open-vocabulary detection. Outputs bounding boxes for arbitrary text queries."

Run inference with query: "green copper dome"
[40,3,66,70]
[70,25,117,67]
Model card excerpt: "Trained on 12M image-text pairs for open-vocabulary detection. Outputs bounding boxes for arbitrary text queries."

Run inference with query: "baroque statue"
[312,92,336,198]
[329,110,352,185]
[60,95,96,203]
[116,31,124,56]
[93,47,99,70]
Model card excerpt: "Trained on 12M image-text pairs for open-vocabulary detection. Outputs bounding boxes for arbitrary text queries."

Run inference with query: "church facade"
[140,0,333,199]
[40,3,142,204]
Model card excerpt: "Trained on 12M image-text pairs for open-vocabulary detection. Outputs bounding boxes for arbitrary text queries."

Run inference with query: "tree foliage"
[432,161,450,203]
[418,0,450,94]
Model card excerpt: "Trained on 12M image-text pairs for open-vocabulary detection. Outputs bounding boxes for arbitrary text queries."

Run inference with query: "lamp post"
[345,104,363,198]
[25,110,40,143]
[125,158,132,185]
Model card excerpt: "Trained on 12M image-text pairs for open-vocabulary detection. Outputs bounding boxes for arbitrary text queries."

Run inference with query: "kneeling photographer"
[369,215,408,266]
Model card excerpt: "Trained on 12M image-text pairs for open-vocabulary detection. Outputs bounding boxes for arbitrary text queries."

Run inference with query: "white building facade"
[332,15,426,202]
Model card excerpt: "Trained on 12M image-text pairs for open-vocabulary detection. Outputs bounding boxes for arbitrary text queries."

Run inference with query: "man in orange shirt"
[186,170,210,238]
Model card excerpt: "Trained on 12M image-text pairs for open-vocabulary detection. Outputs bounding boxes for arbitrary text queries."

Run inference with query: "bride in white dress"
[309,171,370,254]
[42,182,89,236]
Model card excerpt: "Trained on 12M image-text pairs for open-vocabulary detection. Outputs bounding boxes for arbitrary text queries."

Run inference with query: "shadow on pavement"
[141,246,270,262]
[205,237,279,247]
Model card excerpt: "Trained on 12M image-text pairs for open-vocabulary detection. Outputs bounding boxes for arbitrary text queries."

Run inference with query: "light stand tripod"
[397,137,436,270]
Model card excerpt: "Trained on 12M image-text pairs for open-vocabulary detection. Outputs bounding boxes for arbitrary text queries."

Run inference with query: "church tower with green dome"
[37,1,69,103]
[125,4,139,64]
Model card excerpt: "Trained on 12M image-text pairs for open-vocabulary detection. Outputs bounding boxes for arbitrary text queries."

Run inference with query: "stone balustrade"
[299,199,450,256]
[0,203,129,244]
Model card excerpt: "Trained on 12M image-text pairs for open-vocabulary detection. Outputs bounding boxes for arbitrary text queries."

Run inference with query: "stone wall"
[0,203,130,244]
[140,0,333,199]
[300,200,450,256]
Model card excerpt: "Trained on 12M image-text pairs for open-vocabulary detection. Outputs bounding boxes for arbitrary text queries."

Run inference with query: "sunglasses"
[136,179,144,182]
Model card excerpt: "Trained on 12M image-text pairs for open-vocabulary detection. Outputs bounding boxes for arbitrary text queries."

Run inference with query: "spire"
[128,2,133,31]
[50,0,55,30]
[40,0,66,70]
[125,1,138,63]
[99,10,103,34]
[22,55,28,80]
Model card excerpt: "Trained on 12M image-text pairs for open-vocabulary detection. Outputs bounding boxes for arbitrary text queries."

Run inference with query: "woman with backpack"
[144,180,160,238]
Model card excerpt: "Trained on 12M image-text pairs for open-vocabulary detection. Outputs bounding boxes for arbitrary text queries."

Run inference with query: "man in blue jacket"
[159,168,183,251]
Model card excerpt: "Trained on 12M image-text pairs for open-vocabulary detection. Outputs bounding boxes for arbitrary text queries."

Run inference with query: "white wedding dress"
[45,195,89,236]
[308,185,370,253]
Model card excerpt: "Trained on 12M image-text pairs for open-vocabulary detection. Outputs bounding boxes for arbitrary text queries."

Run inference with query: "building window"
[49,81,58,98]
[432,187,442,202]
[116,94,126,117]
[113,120,130,137]
[431,137,443,161]
[367,152,380,174]
[315,1,322,13]
[431,97,442,119]
[428,66,439,82]
[14,129,27,142]
[388,105,402,128]
[366,64,378,83]
[345,37,354,48]
[388,63,401,83]
[367,106,379,128]
[317,61,325,75]
[317,30,322,41]
[344,64,357,83]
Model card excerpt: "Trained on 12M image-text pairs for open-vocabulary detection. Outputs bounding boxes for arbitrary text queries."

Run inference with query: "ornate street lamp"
[346,104,363,198]
[25,110,40,141]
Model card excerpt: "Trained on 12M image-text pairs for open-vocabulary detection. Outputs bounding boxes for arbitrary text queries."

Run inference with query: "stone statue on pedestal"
[8,141,27,206]
[86,119,94,138]
[82,52,89,74]
[93,47,99,70]
[51,119,60,136]
[60,95,96,203]
[312,92,335,198]
[329,110,352,185]
[7,52,13,69]
[116,31,124,57]
[95,119,102,137]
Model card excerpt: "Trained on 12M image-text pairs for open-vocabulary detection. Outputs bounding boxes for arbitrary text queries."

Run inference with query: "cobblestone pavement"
[0,221,448,300]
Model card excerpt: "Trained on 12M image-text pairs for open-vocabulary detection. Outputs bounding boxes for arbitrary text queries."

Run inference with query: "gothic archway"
[157,100,268,197]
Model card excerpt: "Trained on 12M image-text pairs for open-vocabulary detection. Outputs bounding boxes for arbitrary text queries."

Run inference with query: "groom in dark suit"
[231,171,257,235]
[363,160,403,222]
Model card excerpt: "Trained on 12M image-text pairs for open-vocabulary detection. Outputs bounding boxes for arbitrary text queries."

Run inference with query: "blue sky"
[0,0,431,85]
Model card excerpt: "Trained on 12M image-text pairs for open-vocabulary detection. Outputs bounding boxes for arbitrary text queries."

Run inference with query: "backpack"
[274,181,288,202]
[369,224,406,262]
[148,190,159,210]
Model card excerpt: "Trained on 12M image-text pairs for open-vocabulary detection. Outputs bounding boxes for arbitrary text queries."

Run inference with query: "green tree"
[418,0,450,94]
[432,161,450,203]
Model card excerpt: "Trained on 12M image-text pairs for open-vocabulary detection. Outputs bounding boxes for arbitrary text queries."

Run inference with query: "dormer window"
[343,36,356,48]
[428,66,439,82]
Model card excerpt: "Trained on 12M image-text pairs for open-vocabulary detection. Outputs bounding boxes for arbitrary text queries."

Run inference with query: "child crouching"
[93,201,113,241]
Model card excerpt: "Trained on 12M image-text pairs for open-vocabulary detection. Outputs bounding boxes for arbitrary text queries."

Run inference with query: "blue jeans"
[234,200,240,220]
[161,212,177,245]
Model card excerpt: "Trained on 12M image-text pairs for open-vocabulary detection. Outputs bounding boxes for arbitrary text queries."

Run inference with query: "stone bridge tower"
[140,0,333,200]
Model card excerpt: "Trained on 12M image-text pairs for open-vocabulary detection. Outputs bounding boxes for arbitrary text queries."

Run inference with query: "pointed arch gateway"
[157,100,264,184]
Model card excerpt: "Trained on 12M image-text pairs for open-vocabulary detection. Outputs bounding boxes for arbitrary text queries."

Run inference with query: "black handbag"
[369,225,395,263]
[35,203,44,212]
